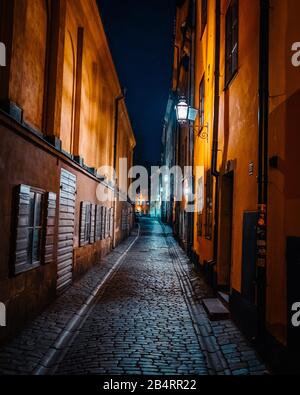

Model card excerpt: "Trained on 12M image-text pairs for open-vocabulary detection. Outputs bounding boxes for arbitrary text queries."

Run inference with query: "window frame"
[225,0,239,88]
[27,187,45,267]
[200,0,208,39]
[84,203,91,244]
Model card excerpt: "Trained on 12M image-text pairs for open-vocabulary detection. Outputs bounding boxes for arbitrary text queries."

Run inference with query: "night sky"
[97,0,176,165]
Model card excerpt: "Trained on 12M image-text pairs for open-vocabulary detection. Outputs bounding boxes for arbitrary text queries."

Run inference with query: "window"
[80,202,91,246]
[27,189,44,265]
[89,204,96,244]
[201,0,208,38]
[84,204,91,243]
[199,76,205,127]
[13,185,57,275]
[205,170,213,239]
[109,208,114,237]
[106,208,110,238]
[95,205,102,241]
[225,0,239,86]
[107,209,111,237]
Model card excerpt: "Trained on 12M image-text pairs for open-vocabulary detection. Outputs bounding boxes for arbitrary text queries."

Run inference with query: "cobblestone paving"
[0,217,268,375]
[55,224,208,375]
[162,227,268,375]
[55,218,267,375]
[0,236,136,375]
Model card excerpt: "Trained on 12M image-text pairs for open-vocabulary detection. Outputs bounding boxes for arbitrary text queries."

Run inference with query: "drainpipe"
[188,0,196,258]
[210,0,221,280]
[174,44,181,91]
[256,0,269,340]
[112,89,126,249]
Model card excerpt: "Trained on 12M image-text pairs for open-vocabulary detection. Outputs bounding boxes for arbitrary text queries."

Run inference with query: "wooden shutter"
[110,208,114,237]
[100,206,104,240]
[102,207,107,239]
[57,169,76,293]
[95,205,101,241]
[14,185,31,275]
[80,201,89,247]
[105,207,109,238]
[107,209,111,238]
[44,192,57,264]
[90,204,96,244]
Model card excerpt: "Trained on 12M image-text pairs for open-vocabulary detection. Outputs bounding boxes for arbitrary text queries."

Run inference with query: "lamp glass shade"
[175,98,189,122]
[188,107,198,122]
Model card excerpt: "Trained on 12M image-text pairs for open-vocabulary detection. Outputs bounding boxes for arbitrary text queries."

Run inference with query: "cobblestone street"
[0,218,268,375]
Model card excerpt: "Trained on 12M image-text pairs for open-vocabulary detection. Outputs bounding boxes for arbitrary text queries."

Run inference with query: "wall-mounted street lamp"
[175,97,208,140]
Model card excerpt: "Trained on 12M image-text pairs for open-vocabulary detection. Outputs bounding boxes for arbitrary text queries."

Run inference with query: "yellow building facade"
[166,0,300,357]
[193,0,300,351]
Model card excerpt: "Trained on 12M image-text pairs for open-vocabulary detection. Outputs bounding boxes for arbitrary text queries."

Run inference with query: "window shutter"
[107,208,111,238]
[14,185,31,275]
[110,208,114,237]
[102,207,107,239]
[80,201,88,247]
[100,207,104,240]
[95,205,101,241]
[105,207,110,238]
[44,192,57,264]
[89,204,96,244]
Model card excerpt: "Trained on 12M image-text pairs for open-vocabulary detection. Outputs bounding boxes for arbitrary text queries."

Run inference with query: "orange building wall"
[0,0,135,345]
[267,0,300,345]
[218,0,260,291]
[194,0,260,288]
[193,0,216,263]
[193,0,300,346]
[9,0,48,131]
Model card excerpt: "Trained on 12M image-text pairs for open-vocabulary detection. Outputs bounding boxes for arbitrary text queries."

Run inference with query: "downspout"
[112,89,126,249]
[211,0,221,276]
[174,44,181,91]
[188,0,196,257]
[256,0,269,340]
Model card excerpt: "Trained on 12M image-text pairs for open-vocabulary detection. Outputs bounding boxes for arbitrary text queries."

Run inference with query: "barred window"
[225,0,239,86]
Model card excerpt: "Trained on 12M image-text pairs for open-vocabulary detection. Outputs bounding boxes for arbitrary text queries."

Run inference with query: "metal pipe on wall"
[211,0,221,272]
[256,0,270,340]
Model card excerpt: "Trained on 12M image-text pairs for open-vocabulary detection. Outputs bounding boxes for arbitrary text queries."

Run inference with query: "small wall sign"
[0,302,6,327]
[0,42,6,67]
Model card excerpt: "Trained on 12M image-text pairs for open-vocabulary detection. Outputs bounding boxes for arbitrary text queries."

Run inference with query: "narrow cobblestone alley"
[0,218,268,376]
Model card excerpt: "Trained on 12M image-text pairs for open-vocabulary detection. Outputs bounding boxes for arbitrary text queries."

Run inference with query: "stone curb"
[33,226,140,375]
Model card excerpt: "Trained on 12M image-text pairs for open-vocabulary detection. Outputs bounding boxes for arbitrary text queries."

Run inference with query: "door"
[218,171,234,289]
[57,169,76,293]
[241,212,258,305]
[287,237,300,348]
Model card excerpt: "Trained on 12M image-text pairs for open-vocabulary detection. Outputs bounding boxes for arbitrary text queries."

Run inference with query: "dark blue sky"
[97,0,176,165]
